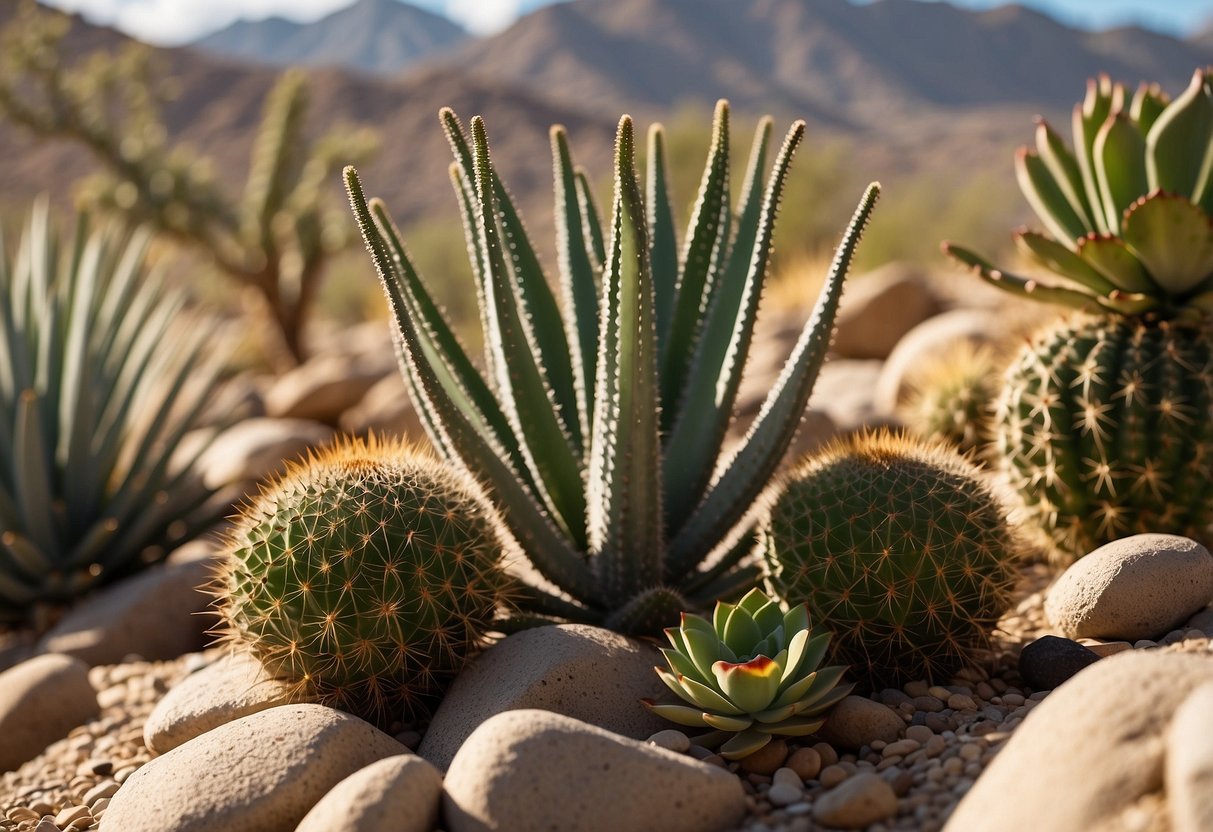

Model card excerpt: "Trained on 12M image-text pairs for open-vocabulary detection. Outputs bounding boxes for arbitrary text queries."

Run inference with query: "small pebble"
[739,739,788,775]
[647,729,690,753]
[904,725,934,744]
[767,783,803,807]
[820,764,850,788]
[813,742,839,767]
[786,746,822,780]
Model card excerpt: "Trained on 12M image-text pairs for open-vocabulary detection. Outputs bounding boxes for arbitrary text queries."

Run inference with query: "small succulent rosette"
[642,588,851,759]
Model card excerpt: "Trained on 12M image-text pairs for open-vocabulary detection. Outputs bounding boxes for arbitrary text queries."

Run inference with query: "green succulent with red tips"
[642,588,851,759]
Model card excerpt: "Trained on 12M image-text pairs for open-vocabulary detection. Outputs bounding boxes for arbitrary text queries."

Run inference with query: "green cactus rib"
[0,201,227,623]
[995,315,1213,559]
[346,101,879,634]
[218,436,508,728]
[763,431,1021,689]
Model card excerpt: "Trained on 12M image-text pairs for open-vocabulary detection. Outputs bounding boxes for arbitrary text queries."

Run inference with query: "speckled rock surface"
[443,710,746,832]
[1166,681,1213,832]
[0,655,98,772]
[98,704,406,832]
[944,651,1213,832]
[142,653,294,754]
[1045,534,1213,641]
[295,755,441,832]
[417,624,668,770]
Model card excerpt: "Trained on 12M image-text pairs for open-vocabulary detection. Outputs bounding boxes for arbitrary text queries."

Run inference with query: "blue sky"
[40,0,1213,45]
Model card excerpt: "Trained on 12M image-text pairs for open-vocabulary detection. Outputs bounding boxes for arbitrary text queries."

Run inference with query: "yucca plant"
[643,588,850,759]
[345,101,880,634]
[944,69,1213,558]
[0,201,227,624]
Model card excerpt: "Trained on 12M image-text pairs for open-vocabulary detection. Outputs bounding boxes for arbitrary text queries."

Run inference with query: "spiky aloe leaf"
[1014,230,1119,296]
[1035,119,1096,232]
[1147,68,1213,198]
[1072,74,1119,235]
[587,115,663,604]
[667,183,881,572]
[646,124,679,355]
[1017,148,1089,247]
[1093,113,1147,234]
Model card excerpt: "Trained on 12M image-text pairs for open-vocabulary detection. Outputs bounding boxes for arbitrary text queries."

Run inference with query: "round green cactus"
[996,316,1213,558]
[642,588,851,760]
[900,340,1002,458]
[217,437,509,728]
[762,431,1021,689]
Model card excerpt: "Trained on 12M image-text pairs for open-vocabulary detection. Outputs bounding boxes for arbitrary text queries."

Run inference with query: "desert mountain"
[444,0,1212,124]
[194,0,468,74]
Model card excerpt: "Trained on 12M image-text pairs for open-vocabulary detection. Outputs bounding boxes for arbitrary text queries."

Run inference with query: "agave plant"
[642,588,851,759]
[944,69,1213,557]
[0,201,227,623]
[345,101,879,634]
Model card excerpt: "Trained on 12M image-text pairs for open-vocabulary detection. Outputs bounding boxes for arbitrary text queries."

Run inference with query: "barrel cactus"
[0,201,226,625]
[762,431,1021,688]
[944,69,1213,559]
[643,588,851,759]
[900,340,1002,458]
[344,101,880,634]
[216,437,509,728]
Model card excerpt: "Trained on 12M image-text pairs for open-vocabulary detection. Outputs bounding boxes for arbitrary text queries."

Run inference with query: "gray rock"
[873,307,1004,414]
[265,355,389,425]
[1045,534,1213,641]
[1185,605,1213,635]
[295,755,442,832]
[99,704,406,832]
[1167,681,1213,832]
[0,654,99,772]
[944,651,1213,832]
[143,653,295,754]
[812,772,898,829]
[338,374,424,439]
[443,710,746,832]
[418,624,668,770]
[832,263,945,360]
[195,417,334,491]
[817,696,904,750]
[38,548,220,666]
[808,360,892,434]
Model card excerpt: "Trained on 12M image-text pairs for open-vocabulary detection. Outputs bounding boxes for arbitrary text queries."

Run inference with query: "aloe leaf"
[574,168,607,270]
[345,167,599,606]
[679,674,746,715]
[1034,119,1096,232]
[646,124,679,355]
[1076,234,1157,294]
[661,100,732,428]
[447,163,495,381]
[1093,113,1147,233]
[1121,192,1213,295]
[702,712,754,732]
[643,702,711,728]
[760,716,826,737]
[1014,230,1119,296]
[685,564,764,609]
[668,184,879,573]
[551,126,598,450]
[721,605,763,655]
[468,118,587,547]
[369,199,539,496]
[718,729,772,759]
[13,391,59,559]
[664,118,788,524]
[943,243,1103,309]
[1147,69,1213,199]
[1071,75,1118,235]
[586,115,663,604]
[57,233,102,530]
[683,525,761,597]
[1016,148,1090,248]
[446,110,581,445]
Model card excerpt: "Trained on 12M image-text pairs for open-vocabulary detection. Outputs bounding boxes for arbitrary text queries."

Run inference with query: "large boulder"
[195,417,334,491]
[943,651,1213,832]
[264,354,390,426]
[0,654,98,772]
[418,624,668,770]
[1045,534,1213,641]
[832,263,945,360]
[1167,682,1213,832]
[443,710,747,832]
[99,704,406,832]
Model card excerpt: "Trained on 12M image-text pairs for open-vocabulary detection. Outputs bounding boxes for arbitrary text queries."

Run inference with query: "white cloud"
[41,0,355,45]
[445,0,521,35]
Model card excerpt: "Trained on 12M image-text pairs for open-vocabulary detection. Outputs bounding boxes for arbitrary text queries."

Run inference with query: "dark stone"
[1018,636,1102,691]
[878,688,913,709]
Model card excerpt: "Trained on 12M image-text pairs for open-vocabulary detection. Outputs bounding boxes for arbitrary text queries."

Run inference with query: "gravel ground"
[1,562,1210,832]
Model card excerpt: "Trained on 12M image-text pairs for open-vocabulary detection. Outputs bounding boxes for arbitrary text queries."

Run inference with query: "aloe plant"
[0,201,227,623]
[345,101,880,634]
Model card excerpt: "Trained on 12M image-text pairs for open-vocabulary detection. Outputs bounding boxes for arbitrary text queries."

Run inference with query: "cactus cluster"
[762,431,1021,688]
[0,1,377,367]
[643,588,850,759]
[345,101,879,635]
[0,202,227,624]
[900,340,1003,458]
[216,437,508,728]
[945,69,1213,557]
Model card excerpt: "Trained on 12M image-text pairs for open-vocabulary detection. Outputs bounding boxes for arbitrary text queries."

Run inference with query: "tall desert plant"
[346,101,880,634]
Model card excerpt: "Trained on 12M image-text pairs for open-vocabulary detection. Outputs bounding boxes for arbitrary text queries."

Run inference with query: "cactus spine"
[762,431,1021,688]
[217,437,508,728]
